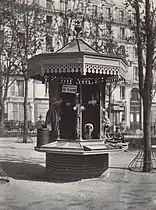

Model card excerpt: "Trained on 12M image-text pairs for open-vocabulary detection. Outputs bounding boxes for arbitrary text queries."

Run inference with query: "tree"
[0,0,20,135]
[10,0,46,143]
[126,0,156,172]
[48,0,128,56]
[48,0,91,48]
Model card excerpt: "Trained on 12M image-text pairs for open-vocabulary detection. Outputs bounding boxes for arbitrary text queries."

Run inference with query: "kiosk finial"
[74,20,82,38]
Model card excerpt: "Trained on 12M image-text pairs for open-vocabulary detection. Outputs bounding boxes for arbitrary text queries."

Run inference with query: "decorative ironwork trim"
[43,64,83,74]
[43,63,120,77]
[85,64,119,75]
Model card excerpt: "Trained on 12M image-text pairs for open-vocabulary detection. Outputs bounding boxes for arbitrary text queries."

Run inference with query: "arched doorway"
[130,88,140,131]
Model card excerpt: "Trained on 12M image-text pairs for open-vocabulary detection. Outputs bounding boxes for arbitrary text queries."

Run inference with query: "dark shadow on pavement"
[0,161,84,183]
[0,161,47,182]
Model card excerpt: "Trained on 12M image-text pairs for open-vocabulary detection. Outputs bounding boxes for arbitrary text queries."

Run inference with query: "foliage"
[12,1,46,69]
[0,0,23,135]
[4,120,36,133]
[6,0,47,142]
[47,0,128,58]
[125,0,156,95]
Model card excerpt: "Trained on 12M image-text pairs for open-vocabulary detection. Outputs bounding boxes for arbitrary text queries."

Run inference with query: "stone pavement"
[0,137,156,210]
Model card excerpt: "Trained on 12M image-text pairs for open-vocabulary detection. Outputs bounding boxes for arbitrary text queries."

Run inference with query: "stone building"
[6,78,48,123]
[5,0,156,132]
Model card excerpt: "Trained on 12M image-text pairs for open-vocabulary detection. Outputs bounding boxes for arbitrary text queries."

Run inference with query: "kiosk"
[28,26,127,181]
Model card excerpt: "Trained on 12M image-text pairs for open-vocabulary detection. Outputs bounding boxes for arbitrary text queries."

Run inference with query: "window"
[46,35,54,52]
[133,66,138,81]
[18,32,25,47]
[46,35,52,45]
[13,103,18,121]
[106,24,112,37]
[131,88,139,101]
[19,104,24,121]
[120,27,125,40]
[130,113,133,122]
[46,0,52,9]
[17,80,24,97]
[33,0,39,4]
[119,10,124,21]
[46,16,52,24]
[10,81,16,96]
[92,5,97,15]
[78,2,85,12]
[131,13,136,22]
[0,30,4,43]
[117,45,126,56]
[60,0,63,10]
[134,47,138,58]
[106,7,111,19]
[136,113,140,122]
[120,86,125,100]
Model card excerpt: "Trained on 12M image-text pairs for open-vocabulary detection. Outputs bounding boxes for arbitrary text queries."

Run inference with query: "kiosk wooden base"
[35,140,121,182]
[46,152,108,182]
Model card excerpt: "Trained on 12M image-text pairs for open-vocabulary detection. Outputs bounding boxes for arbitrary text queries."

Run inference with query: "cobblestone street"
[0,137,156,210]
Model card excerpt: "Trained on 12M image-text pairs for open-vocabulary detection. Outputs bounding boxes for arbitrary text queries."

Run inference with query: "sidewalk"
[0,137,156,210]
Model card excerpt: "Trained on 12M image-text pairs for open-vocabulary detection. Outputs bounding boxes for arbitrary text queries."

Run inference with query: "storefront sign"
[62,85,77,94]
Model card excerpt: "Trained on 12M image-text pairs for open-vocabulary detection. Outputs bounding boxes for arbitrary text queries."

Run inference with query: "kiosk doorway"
[60,92,77,140]
[82,84,100,139]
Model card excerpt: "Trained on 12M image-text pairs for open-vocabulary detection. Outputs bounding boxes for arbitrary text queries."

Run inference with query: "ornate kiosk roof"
[32,35,127,176]
[28,38,127,82]
[56,38,98,53]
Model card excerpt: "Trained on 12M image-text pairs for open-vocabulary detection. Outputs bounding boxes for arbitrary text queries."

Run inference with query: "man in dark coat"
[45,99,61,140]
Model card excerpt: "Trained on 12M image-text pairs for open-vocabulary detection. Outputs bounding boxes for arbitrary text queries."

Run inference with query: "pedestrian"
[113,126,123,142]
[102,108,111,141]
[120,118,127,133]
[45,99,61,140]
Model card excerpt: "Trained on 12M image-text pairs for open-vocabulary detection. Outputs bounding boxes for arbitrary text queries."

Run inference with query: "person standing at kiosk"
[45,100,60,140]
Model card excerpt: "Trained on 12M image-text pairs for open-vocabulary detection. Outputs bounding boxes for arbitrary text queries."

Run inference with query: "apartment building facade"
[6,78,49,123]
[5,0,156,131]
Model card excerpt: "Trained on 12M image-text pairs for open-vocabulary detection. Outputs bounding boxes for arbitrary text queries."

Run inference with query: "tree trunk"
[108,84,112,119]
[23,77,28,143]
[0,97,5,136]
[139,97,142,130]
[141,0,153,172]
[0,65,4,135]
[63,0,68,46]
[142,94,152,172]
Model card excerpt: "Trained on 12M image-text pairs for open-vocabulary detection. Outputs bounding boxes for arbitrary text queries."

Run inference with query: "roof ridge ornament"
[74,20,82,38]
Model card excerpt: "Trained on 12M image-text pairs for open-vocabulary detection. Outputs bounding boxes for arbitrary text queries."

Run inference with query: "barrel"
[37,128,49,147]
